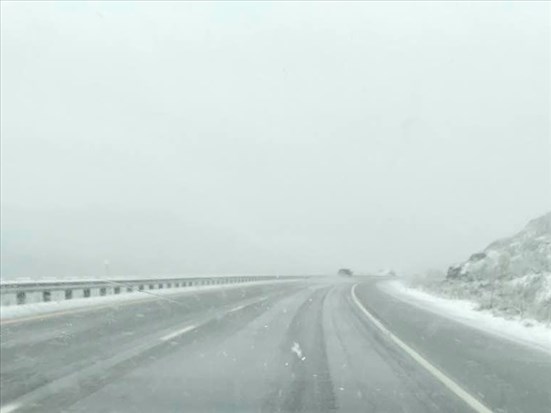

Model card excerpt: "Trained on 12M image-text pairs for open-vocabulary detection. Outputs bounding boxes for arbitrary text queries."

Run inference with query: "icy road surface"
[1,278,550,412]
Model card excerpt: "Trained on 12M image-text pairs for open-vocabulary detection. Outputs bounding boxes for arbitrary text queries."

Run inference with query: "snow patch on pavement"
[291,342,306,361]
[379,280,551,355]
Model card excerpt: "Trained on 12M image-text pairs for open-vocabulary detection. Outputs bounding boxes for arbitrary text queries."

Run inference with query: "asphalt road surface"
[1,277,549,412]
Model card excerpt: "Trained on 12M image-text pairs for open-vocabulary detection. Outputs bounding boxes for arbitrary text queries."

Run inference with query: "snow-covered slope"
[447,212,551,281]
[426,213,551,323]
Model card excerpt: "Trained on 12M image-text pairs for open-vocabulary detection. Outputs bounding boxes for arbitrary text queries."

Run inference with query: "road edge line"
[351,283,493,413]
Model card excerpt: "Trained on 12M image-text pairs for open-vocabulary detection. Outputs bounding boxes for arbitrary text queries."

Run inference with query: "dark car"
[337,268,353,277]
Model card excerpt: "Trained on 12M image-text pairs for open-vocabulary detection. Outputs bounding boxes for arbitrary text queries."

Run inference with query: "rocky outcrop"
[446,212,551,281]
[439,212,551,322]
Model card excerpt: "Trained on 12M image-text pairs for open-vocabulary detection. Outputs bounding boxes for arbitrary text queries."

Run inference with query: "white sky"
[1,1,550,278]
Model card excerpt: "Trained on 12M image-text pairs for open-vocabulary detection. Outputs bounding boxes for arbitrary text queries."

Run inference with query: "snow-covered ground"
[380,279,551,355]
[0,279,301,322]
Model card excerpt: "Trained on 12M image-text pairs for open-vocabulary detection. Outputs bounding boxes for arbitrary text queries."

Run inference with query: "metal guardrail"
[0,275,309,307]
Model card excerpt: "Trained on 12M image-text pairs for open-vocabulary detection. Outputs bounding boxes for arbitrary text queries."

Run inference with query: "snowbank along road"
[1,277,549,413]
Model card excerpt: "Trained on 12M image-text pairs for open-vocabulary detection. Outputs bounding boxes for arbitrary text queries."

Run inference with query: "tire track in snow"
[263,286,336,412]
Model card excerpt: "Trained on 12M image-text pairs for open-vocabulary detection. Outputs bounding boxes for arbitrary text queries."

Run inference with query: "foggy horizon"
[1,1,550,279]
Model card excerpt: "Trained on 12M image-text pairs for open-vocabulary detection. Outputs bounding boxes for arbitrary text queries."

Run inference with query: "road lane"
[354,278,551,413]
[0,282,305,407]
[325,284,469,413]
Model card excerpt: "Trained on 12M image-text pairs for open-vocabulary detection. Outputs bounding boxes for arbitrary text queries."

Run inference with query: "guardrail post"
[16,291,26,305]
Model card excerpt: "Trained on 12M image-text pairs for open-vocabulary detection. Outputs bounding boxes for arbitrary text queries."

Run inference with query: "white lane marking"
[160,324,197,342]
[228,295,269,313]
[228,304,248,313]
[351,284,493,413]
[0,402,22,413]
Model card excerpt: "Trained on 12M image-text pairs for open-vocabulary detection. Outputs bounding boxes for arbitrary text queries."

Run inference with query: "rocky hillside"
[430,212,551,323]
[447,212,551,281]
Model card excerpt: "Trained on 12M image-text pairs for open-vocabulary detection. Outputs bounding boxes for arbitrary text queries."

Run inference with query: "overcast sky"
[1,1,550,279]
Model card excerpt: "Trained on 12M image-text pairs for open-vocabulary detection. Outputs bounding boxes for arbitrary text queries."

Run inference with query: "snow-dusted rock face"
[437,212,551,323]
[447,212,551,281]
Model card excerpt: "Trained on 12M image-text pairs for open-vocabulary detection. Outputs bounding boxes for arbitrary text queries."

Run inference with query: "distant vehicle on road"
[338,268,353,277]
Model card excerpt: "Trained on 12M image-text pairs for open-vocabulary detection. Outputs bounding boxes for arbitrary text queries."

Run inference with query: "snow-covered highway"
[1,277,549,413]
